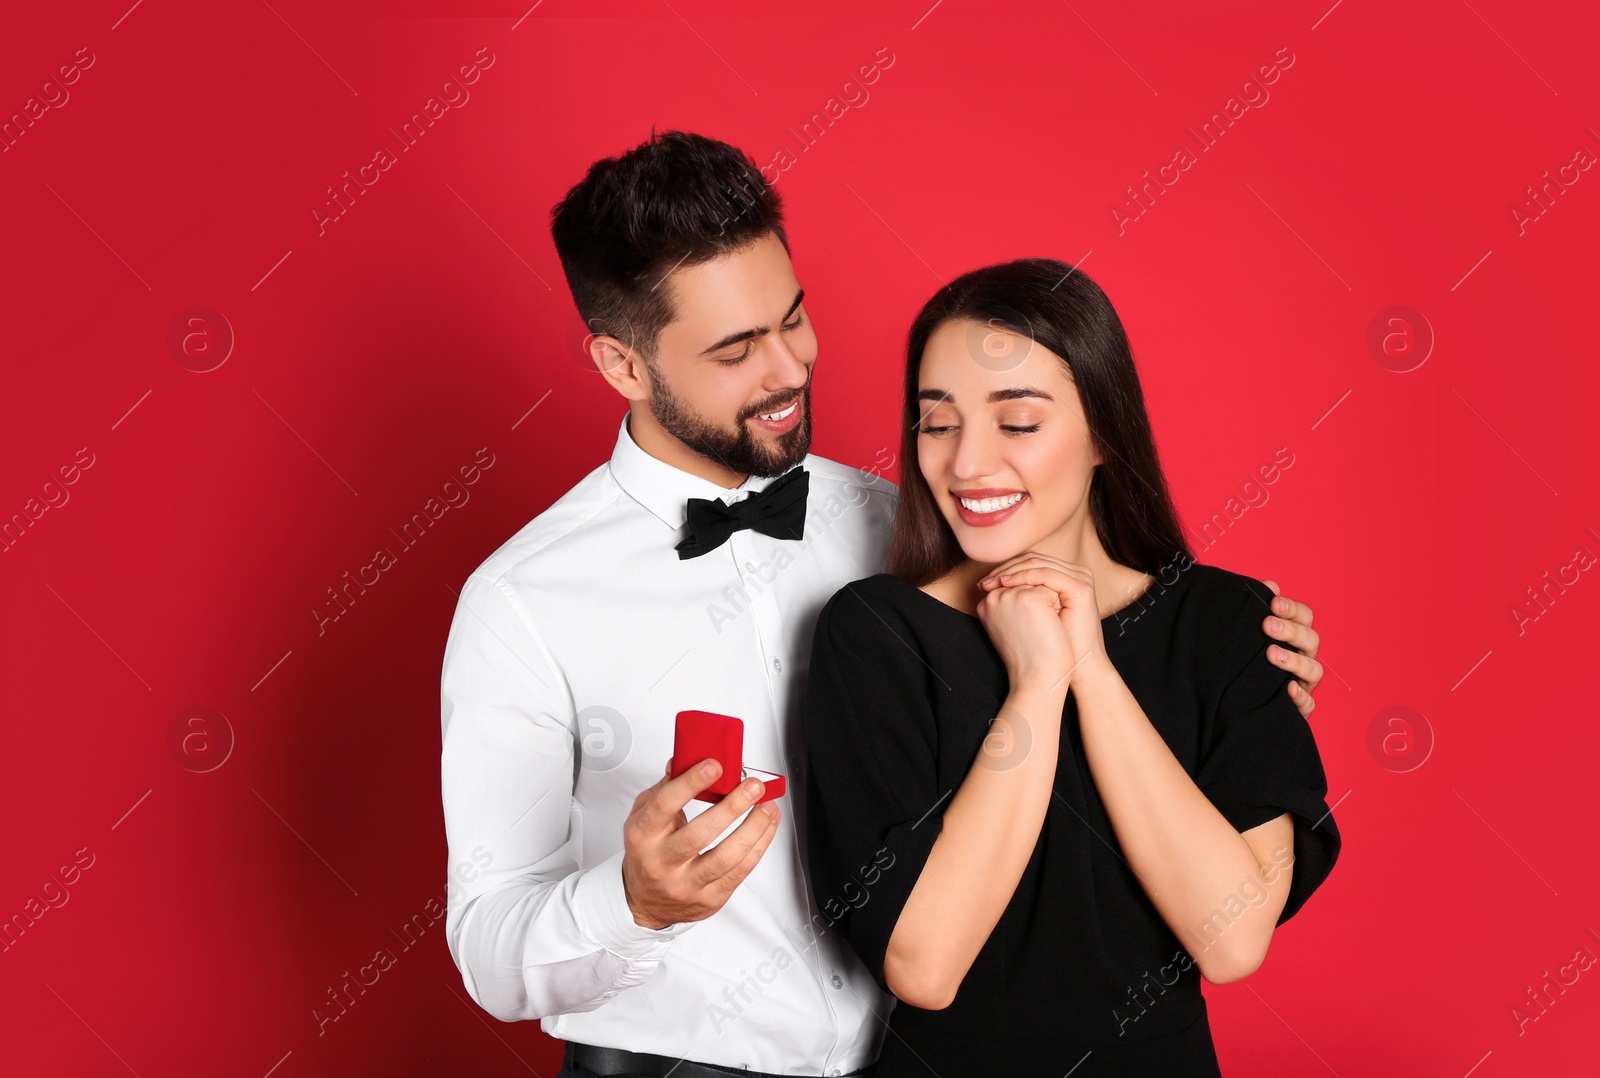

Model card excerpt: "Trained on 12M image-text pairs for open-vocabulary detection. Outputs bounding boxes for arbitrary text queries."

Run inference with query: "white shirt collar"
[605,411,805,531]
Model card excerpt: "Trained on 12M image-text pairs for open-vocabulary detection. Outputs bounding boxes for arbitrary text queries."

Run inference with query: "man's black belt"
[566,1040,876,1078]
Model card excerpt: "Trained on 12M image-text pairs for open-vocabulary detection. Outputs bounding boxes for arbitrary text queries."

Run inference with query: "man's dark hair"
[550,129,789,362]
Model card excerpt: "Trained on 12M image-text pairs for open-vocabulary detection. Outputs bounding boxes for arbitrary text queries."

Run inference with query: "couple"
[439,130,1340,1077]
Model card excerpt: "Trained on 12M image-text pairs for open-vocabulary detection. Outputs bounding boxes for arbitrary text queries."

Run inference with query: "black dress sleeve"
[1192,575,1341,924]
[802,581,947,998]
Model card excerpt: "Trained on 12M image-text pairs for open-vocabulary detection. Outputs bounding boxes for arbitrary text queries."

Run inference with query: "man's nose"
[765,337,810,390]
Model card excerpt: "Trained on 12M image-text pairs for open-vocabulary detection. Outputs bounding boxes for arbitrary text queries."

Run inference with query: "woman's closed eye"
[918,422,1041,435]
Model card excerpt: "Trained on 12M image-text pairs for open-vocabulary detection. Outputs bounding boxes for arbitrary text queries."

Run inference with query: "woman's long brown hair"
[886,257,1192,586]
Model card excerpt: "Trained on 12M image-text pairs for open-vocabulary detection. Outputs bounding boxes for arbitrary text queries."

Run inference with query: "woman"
[802,258,1341,1076]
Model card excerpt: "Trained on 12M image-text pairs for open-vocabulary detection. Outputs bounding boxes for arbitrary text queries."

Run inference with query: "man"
[439,130,1325,1078]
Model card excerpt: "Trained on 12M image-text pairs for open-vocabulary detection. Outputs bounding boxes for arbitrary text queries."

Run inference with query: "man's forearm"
[447,847,695,1022]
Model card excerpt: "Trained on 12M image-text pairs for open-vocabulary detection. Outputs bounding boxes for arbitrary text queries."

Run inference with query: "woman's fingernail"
[1269,617,1283,632]
[700,760,718,779]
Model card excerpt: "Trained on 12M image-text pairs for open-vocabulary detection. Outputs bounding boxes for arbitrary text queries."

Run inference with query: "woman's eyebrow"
[916,386,1056,403]
[987,386,1055,403]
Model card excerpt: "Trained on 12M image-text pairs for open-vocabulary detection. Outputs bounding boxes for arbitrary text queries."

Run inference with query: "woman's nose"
[950,426,999,479]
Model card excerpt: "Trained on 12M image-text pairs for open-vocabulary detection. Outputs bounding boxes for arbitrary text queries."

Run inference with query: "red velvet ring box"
[671,710,787,805]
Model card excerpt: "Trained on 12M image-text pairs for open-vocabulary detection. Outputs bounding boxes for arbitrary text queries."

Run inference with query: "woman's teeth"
[758,401,797,421]
[958,493,1025,514]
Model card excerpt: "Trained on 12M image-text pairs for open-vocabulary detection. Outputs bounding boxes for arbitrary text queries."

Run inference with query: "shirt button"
[832,974,843,989]
[773,658,783,673]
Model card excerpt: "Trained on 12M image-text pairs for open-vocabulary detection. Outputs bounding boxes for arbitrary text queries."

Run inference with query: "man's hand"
[1261,580,1322,719]
[619,757,782,930]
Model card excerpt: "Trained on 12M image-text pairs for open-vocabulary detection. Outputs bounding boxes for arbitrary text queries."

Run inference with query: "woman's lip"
[951,488,1025,498]
[952,491,1027,528]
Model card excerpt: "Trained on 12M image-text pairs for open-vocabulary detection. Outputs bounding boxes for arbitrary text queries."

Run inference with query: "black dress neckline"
[891,565,1172,628]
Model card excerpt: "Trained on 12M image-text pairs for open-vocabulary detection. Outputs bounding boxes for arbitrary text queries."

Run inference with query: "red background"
[3,1,1597,1075]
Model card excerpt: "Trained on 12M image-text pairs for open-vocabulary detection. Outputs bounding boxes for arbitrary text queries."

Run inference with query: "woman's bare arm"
[883,683,1066,1010]
[1070,657,1295,982]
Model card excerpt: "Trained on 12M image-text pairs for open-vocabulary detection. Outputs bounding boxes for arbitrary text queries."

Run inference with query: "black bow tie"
[675,467,810,560]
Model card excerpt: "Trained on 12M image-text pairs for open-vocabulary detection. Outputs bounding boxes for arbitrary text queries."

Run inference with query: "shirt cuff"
[573,847,698,961]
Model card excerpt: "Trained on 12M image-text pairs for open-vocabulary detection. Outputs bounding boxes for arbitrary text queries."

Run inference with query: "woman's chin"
[941,504,1051,566]
[953,529,1028,566]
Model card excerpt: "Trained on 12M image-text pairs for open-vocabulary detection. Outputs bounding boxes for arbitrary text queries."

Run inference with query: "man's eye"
[719,317,801,366]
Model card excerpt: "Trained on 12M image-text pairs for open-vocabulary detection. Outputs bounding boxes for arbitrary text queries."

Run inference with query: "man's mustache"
[742,382,811,421]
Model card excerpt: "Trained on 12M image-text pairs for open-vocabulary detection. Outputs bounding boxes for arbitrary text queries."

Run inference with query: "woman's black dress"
[801,560,1340,1077]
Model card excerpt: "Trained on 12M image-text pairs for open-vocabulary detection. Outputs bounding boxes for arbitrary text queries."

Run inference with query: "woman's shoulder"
[819,572,920,625]
[1176,560,1280,615]
[1169,560,1292,667]
[814,573,936,652]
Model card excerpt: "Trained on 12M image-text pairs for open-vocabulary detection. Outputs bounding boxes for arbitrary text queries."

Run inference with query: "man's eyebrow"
[698,289,806,356]
[915,386,1057,403]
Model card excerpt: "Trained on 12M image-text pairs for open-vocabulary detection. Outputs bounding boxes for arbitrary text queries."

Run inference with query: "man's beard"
[646,364,813,479]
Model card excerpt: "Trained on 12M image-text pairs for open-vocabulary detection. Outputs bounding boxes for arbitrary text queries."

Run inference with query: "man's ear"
[592,336,652,402]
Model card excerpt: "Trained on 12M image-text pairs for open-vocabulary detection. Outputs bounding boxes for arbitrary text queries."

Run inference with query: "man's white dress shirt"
[441,412,898,1075]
